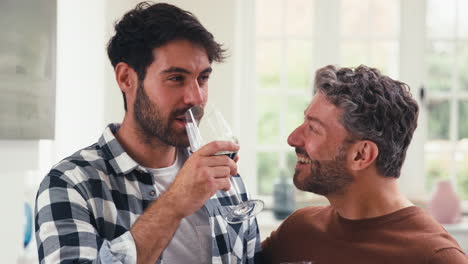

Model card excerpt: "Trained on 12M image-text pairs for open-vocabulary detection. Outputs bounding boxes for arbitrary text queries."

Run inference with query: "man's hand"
[164,140,240,219]
[131,140,239,264]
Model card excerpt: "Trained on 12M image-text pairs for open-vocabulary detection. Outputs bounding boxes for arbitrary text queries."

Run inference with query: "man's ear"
[348,140,379,171]
[115,62,138,108]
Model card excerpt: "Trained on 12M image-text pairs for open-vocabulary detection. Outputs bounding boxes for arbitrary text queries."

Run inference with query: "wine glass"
[185,105,264,224]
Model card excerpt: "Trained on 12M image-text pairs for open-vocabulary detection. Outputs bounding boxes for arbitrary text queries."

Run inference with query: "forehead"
[150,39,210,71]
[306,92,345,130]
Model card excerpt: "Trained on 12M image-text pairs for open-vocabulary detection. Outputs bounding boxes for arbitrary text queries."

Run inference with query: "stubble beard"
[133,82,190,148]
[293,146,354,196]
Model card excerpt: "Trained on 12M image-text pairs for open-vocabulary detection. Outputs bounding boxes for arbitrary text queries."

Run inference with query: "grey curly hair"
[314,65,419,178]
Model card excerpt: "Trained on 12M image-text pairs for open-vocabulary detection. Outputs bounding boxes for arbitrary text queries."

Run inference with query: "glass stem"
[229,177,244,205]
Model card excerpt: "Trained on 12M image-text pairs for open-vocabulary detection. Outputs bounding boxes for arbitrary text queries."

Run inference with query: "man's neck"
[326,174,413,220]
[115,117,177,169]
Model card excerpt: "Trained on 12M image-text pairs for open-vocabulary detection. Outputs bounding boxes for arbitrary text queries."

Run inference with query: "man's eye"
[169,75,184,82]
[198,75,210,82]
[308,125,317,133]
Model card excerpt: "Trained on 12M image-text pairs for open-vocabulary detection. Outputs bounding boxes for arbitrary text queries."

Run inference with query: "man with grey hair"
[260,65,467,263]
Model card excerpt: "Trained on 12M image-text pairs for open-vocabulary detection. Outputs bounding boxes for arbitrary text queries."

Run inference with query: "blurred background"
[1,0,467,262]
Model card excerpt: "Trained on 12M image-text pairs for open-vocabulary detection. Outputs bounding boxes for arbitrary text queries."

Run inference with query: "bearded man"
[34,2,260,264]
[260,65,467,264]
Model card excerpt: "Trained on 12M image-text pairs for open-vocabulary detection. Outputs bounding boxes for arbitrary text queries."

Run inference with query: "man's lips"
[295,147,312,164]
[173,117,186,128]
[295,147,308,156]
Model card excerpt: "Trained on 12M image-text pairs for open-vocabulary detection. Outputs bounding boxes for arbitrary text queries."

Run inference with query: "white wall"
[399,0,427,199]
[54,0,106,161]
[0,141,37,263]
[1,0,109,262]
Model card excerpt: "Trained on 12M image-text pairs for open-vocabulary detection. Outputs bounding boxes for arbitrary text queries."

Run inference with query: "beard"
[293,146,354,196]
[133,82,191,147]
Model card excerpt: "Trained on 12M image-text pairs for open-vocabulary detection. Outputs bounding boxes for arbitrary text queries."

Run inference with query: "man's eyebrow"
[201,67,212,74]
[160,67,212,74]
[305,112,327,128]
[161,67,191,74]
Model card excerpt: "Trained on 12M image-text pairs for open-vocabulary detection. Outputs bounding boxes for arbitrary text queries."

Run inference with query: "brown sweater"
[261,206,467,264]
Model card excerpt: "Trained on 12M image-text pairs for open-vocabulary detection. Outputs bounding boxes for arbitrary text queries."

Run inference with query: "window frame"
[424,0,468,209]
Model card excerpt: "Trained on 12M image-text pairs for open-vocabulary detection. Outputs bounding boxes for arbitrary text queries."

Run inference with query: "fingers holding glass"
[184,105,264,224]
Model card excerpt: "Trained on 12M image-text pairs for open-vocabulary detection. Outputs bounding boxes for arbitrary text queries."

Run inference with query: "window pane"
[459,100,468,139]
[459,42,468,91]
[341,0,370,38]
[285,0,314,37]
[286,40,313,90]
[456,151,468,199]
[341,41,369,67]
[370,41,399,79]
[458,0,468,38]
[426,42,454,92]
[256,40,281,90]
[370,0,399,38]
[286,151,297,173]
[256,0,283,36]
[257,95,280,144]
[258,152,279,194]
[427,99,450,140]
[427,0,456,39]
[425,149,451,192]
[286,96,310,136]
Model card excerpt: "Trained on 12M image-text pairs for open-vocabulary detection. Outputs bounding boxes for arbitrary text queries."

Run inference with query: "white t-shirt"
[147,149,211,264]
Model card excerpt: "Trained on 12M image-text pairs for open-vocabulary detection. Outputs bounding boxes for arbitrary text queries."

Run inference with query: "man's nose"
[287,125,303,147]
[184,81,205,106]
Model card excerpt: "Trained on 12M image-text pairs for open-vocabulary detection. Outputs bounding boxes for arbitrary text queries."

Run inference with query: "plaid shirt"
[35,124,261,264]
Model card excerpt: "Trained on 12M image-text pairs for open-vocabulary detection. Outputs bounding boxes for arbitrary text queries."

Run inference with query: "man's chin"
[294,180,330,196]
[169,128,190,147]
[174,139,190,148]
[293,170,330,195]
[165,133,190,148]
[141,129,189,148]
[293,170,309,191]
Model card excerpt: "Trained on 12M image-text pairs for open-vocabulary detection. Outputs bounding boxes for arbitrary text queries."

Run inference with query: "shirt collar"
[98,123,144,175]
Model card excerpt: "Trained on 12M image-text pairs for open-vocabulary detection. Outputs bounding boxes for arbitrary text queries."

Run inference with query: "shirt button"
[149,190,156,196]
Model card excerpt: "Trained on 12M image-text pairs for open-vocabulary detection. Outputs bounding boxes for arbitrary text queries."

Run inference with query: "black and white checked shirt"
[35,124,261,264]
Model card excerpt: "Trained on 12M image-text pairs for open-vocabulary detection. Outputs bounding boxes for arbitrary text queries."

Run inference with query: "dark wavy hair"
[107,1,226,110]
[314,65,419,178]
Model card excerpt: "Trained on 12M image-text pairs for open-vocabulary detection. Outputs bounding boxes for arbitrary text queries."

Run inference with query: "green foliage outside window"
[257,95,280,145]
[257,152,279,194]
[459,101,468,139]
[426,157,450,193]
[427,100,450,140]
[458,161,468,200]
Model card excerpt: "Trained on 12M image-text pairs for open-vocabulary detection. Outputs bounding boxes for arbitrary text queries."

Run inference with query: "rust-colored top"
[261,206,467,264]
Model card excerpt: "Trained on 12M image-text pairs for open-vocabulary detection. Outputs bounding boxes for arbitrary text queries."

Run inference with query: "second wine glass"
[185,105,264,224]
